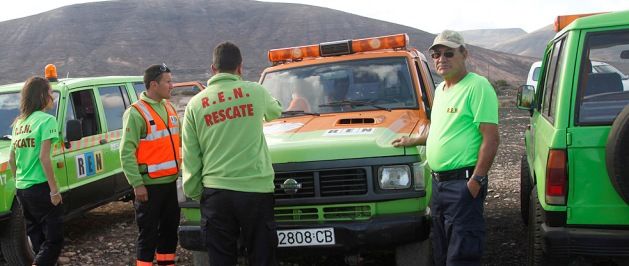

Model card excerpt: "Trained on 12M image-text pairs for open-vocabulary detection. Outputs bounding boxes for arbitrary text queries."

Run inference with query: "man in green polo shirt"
[392,30,500,265]
[182,42,282,265]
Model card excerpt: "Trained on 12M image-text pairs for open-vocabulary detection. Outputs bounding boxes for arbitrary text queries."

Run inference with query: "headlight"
[412,162,426,191]
[378,165,411,189]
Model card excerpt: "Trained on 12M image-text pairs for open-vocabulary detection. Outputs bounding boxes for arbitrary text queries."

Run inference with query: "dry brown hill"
[0,0,535,84]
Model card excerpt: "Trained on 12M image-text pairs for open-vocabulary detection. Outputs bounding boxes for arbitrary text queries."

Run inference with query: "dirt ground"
[0,105,531,266]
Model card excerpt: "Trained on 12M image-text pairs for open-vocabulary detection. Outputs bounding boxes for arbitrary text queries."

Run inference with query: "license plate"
[277,228,335,247]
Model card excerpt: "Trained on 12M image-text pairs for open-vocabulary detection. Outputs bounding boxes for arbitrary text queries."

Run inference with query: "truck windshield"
[0,92,59,139]
[578,30,629,125]
[261,57,417,116]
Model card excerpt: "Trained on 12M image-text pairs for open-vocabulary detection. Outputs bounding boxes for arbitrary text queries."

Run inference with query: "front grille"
[275,204,373,222]
[320,169,368,196]
[274,168,368,199]
[273,172,315,199]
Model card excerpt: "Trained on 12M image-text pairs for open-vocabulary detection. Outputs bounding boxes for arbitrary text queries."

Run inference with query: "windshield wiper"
[281,110,320,117]
[1,135,11,140]
[319,100,391,111]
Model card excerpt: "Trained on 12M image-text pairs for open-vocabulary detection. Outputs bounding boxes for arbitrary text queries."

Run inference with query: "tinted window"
[532,67,541,81]
[133,83,146,100]
[541,38,565,122]
[98,86,128,131]
[68,90,100,137]
[261,57,417,116]
[0,92,59,138]
[577,30,629,125]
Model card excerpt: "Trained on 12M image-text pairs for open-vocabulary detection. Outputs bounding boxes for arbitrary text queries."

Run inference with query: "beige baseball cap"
[429,30,465,50]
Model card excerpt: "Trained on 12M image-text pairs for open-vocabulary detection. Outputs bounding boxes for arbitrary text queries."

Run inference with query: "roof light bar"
[554,12,604,32]
[352,33,408,53]
[268,33,409,64]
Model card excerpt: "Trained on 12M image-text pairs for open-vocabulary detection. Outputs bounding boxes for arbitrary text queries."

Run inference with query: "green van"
[0,72,146,264]
[517,10,629,265]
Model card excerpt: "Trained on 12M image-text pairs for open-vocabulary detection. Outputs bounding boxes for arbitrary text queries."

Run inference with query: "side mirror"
[516,85,535,112]
[65,120,83,148]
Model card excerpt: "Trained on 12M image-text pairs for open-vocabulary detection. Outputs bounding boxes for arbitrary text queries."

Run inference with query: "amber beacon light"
[268,33,409,64]
[45,64,59,82]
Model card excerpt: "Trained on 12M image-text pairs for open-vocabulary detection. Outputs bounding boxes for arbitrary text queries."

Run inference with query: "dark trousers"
[16,182,64,266]
[200,188,278,266]
[431,177,488,266]
[134,182,181,263]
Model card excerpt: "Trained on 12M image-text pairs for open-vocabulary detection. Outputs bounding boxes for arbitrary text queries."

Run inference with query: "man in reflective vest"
[120,64,181,266]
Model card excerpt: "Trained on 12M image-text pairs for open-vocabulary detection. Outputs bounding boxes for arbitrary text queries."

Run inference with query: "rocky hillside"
[460,28,527,50]
[0,0,535,84]
[492,25,556,58]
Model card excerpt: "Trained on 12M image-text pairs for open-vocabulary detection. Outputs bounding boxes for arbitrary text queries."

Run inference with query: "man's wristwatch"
[472,175,488,186]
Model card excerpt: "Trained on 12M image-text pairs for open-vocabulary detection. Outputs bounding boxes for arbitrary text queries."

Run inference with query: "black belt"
[431,167,475,182]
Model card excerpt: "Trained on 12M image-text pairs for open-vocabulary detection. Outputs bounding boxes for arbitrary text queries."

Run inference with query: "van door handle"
[100,139,108,144]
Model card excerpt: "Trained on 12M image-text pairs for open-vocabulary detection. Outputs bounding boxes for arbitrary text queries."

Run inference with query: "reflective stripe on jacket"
[132,100,181,179]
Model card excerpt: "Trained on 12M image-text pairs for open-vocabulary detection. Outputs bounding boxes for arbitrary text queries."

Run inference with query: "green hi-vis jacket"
[182,73,282,200]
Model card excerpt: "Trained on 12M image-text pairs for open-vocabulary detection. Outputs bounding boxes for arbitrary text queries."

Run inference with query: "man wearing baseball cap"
[392,30,499,265]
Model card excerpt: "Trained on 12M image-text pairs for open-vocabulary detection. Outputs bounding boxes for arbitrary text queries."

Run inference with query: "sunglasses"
[430,51,455,59]
[152,63,170,81]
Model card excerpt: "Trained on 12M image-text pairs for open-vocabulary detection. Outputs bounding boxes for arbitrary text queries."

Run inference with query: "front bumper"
[179,213,430,254]
[542,224,629,257]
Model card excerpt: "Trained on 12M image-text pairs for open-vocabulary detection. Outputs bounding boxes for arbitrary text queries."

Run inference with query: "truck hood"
[264,110,428,164]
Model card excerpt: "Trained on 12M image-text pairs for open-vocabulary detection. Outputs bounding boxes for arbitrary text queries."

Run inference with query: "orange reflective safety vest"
[132,100,181,179]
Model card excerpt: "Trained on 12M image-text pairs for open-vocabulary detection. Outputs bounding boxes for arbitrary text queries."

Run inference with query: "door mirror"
[66,119,83,142]
[517,85,535,111]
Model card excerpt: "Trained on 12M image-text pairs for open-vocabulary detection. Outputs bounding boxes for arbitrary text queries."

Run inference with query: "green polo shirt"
[120,92,179,188]
[11,111,59,189]
[182,73,282,200]
[426,72,499,172]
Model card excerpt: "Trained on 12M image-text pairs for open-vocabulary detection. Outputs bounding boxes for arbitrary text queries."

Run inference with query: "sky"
[2,0,629,33]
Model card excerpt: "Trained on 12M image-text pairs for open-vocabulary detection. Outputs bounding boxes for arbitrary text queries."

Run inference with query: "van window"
[532,67,541,81]
[577,30,629,125]
[541,38,566,123]
[133,83,146,100]
[68,90,100,137]
[98,86,129,131]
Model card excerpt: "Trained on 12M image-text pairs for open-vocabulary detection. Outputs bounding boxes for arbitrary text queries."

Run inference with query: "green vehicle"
[0,71,148,264]
[178,34,435,265]
[517,10,629,265]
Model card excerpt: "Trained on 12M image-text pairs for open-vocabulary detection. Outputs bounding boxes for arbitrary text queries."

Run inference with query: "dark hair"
[213,42,242,73]
[16,76,51,122]
[144,64,171,88]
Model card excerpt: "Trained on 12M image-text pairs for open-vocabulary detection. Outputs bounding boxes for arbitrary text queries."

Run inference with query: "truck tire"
[606,104,629,204]
[0,200,34,265]
[527,187,547,266]
[395,239,432,266]
[520,154,532,225]
[527,187,565,266]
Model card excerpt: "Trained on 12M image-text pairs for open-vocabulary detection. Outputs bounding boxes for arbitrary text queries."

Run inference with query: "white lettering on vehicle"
[323,128,374,136]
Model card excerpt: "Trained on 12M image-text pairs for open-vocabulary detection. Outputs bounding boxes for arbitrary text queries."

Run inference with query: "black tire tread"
[520,154,532,225]
[0,200,34,266]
